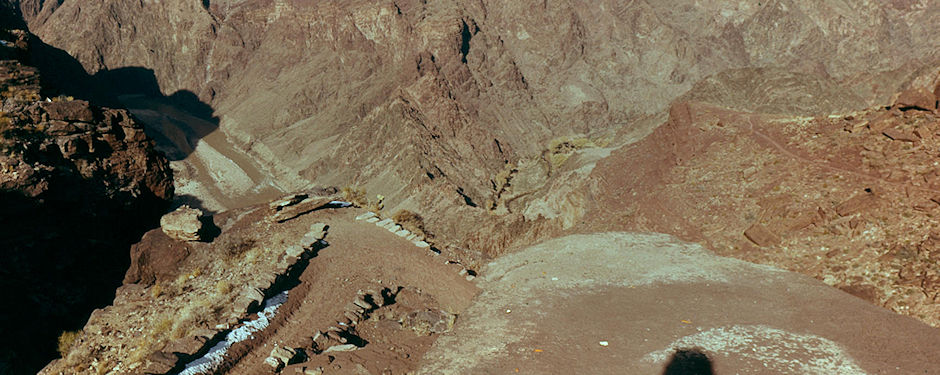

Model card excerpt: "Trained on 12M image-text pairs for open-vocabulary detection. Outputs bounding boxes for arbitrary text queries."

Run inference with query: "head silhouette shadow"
[662,348,715,375]
[26,35,219,162]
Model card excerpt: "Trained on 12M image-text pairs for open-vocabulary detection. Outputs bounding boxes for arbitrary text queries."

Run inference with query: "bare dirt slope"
[584,80,940,326]
[420,232,940,374]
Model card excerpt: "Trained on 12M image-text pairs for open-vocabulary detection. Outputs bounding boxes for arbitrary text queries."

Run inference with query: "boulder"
[41,100,95,122]
[895,88,938,111]
[124,229,192,285]
[299,233,319,249]
[309,222,327,239]
[266,346,304,368]
[282,364,324,375]
[160,206,204,241]
[299,224,327,248]
[285,245,304,258]
[234,288,265,312]
[883,128,918,142]
[743,223,780,247]
[270,193,308,209]
[352,297,371,309]
[322,344,358,353]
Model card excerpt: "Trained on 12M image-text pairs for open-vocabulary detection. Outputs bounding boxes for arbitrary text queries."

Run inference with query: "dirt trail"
[215,208,479,374]
[121,95,284,211]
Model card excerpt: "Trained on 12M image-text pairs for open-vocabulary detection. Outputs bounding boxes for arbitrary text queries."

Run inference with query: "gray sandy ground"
[419,232,940,374]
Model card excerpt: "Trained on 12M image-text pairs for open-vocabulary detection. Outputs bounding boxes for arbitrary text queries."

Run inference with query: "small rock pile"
[311,288,389,352]
[356,211,479,281]
[356,211,432,249]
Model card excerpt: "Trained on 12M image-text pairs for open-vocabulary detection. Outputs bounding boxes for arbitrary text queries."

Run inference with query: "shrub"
[342,186,368,207]
[222,233,257,258]
[150,283,164,298]
[0,112,12,135]
[342,185,384,211]
[57,330,81,358]
[215,280,232,295]
[392,209,430,239]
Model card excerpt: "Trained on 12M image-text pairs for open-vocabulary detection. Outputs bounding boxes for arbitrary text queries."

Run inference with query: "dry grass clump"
[222,232,258,258]
[392,209,431,239]
[342,185,384,211]
[150,283,164,298]
[57,330,82,358]
[215,280,232,294]
[0,111,12,133]
[0,85,39,102]
[130,273,235,367]
[342,186,368,206]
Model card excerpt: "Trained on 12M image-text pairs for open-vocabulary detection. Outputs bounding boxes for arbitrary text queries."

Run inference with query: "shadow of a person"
[663,348,715,375]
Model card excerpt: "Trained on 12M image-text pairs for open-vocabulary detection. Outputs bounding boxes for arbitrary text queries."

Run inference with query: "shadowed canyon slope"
[0,27,173,374]
[19,0,940,251]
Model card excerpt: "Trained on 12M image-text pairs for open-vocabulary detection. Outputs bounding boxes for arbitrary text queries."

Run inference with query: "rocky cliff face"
[16,0,940,254]
[0,28,173,374]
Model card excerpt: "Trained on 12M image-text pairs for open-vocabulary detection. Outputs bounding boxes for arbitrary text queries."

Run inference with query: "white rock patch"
[179,291,290,375]
[643,325,867,375]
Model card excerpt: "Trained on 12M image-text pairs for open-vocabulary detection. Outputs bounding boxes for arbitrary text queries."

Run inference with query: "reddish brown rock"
[124,230,192,285]
[1,50,174,375]
[895,88,938,111]
[743,223,780,247]
[868,110,900,132]
[882,127,919,142]
[835,193,877,216]
[40,100,95,122]
[837,283,880,304]
[785,211,817,231]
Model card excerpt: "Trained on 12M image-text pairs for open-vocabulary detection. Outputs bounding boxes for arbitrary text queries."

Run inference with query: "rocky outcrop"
[0,31,173,374]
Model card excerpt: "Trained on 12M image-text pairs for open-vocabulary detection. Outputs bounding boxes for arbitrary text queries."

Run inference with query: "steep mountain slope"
[17,0,940,254]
